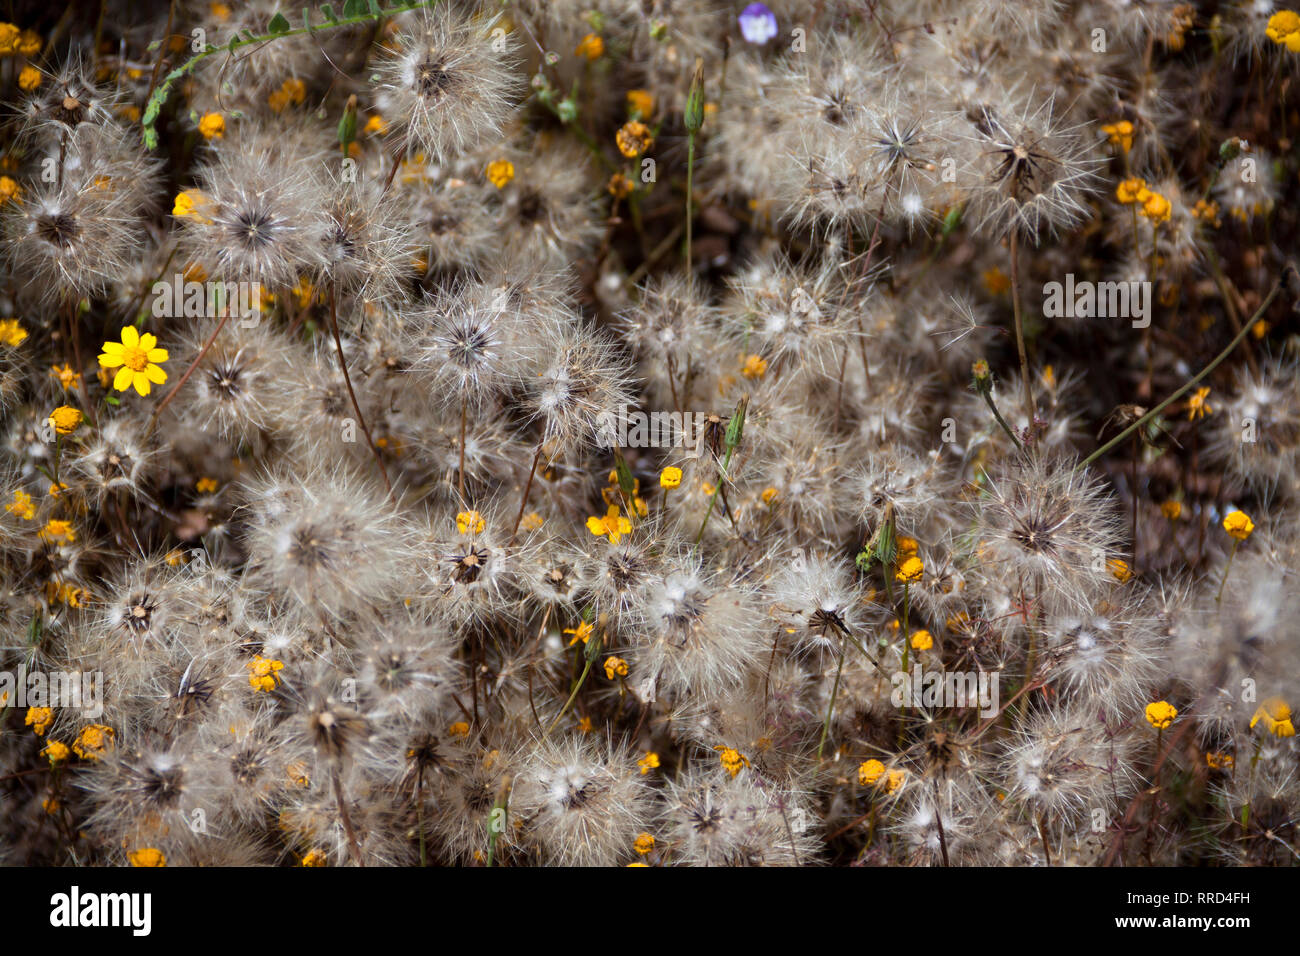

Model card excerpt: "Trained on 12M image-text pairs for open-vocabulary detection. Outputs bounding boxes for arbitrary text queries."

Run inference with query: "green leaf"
[303,8,314,30]
[321,3,338,22]
[268,12,291,34]
[105,395,121,406]
[343,0,367,16]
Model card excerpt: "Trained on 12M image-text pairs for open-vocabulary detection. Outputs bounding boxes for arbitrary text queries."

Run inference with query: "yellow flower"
[1107,557,1132,583]
[910,629,933,651]
[48,405,82,436]
[1222,509,1254,541]
[1267,10,1300,51]
[1161,500,1182,521]
[486,158,515,188]
[761,487,779,506]
[172,188,214,223]
[38,519,76,544]
[0,176,18,205]
[626,89,654,118]
[1250,697,1295,737]
[5,489,34,520]
[1192,198,1220,227]
[456,509,486,535]
[0,318,27,346]
[129,848,166,867]
[18,64,40,91]
[1101,120,1134,153]
[73,723,115,760]
[520,511,544,531]
[98,325,169,396]
[638,751,660,775]
[615,120,654,158]
[25,707,54,736]
[197,112,225,139]
[713,745,750,778]
[858,759,886,785]
[1145,700,1177,729]
[633,832,655,855]
[660,466,682,489]
[577,715,594,733]
[51,363,81,391]
[301,849,328,866]
[246,655,284,693]
[41,740,70,765]
[46,581,84,608]
[1185,386,1211,420]
[885,769,906,794]
[895,556,924,583]
[17,29,40,57]
[564,619,594,647]
[1116,177,1149,205]
[607,172,633,198]
[363,114,387,135]
[741,353,767,379]
[1205,752,1234,770]
[587,504,632,544]
[268,77,307,112]
[196,476,219,494]
[0,24,17,52]
[448,721,470,738]
[575,33,604,60]
[604,655,628,680]
[981,266,1011,295]
[1141,191,1172,224]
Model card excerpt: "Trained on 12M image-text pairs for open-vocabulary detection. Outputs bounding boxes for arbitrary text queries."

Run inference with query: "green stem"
[816,632,848,760]
[1081,277,1284,468]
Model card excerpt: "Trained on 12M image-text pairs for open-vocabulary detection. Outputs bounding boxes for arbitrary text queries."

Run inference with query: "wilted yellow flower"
[1205,752,1234,770]
[0,176,18,205]
[633,832,655,855]
[38,519,76,544]
[1250,697,1295,737]
[196,477,219,494]
[910,629,933,651]
[1116,177,1149,204]
[73,723,114,760]
[885,769,906,793]
[896,556,924,583]
[1141,191,1172,224]
[48,406,82,436]
[713,745,749,778]
[448,721,470,738]
[660,466,682,489]
[638,751,660,775]
[41,740,70,765]
[1145,700,1177,729]
[615,120,654,158]
[604,655,628,680]
[1222,510,1254,541]
[18,64,40,91]
[246,655,284,692]
[50,363,81,391]
[858,759,886,785]
[1186,386,1211,421]
[456,510,486,534]
[486,158,515,188]
[25,707,53,736]
[1161,500,1182,520]
[607,172,633,198]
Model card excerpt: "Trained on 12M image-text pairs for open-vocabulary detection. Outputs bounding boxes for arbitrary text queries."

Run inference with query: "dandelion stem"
[458,394,468,502]
[1009,230,1034,426]
[1081,274,1285,469]
[326,281,393,498]
[508,443,543,545]
[331,767,365,867]
[144,305,231,438]
[816,631,848,761]
[1214,538,1239,604]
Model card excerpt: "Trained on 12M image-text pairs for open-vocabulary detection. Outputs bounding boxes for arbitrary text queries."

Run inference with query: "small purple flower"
[738,3,778,45]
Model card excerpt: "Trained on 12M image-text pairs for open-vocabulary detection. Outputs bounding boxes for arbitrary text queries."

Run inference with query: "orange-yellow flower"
[98,326,169,396]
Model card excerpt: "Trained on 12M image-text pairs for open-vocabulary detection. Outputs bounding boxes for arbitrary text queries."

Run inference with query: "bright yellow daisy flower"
[98,326,169,396]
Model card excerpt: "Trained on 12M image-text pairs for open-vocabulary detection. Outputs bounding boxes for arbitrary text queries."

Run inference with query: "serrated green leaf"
[268,12,291,34]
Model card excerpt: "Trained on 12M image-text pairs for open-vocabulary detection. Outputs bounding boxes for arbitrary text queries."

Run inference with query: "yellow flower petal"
[132,372,152,396]
[120,325,139,348]
[144,364,167,384]
[100,341,125,355]
[139,332,157,350]
[147,348,169,363]
[112,366,133,391]
[99,353,125,368]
